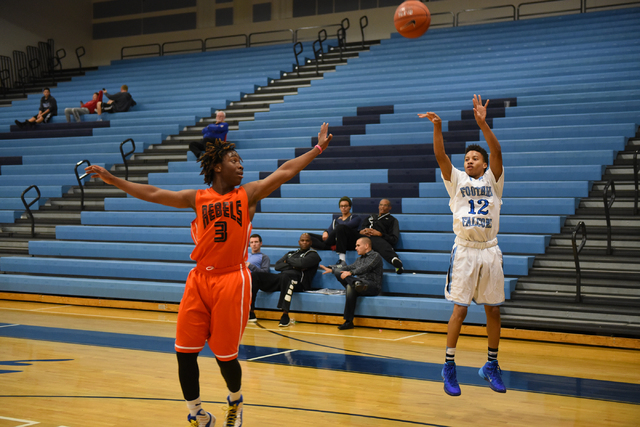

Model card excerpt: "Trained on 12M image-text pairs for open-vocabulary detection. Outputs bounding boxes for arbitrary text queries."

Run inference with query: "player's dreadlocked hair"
[198,138,241,186]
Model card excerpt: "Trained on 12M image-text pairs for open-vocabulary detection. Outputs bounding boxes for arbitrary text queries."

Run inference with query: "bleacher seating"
[0,7,639,326]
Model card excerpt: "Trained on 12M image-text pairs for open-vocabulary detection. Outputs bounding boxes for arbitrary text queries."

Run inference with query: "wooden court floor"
[1,300,639,427]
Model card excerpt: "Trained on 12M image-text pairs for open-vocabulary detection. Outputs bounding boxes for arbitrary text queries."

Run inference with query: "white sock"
[186,397,203,416]
[338,253,346,261]
[229,389,242,402]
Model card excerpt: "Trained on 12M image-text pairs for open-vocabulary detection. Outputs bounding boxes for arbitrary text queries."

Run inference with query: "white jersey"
[443,166,504,243]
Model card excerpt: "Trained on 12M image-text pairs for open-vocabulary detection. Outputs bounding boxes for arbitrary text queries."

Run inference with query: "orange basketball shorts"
[175,265,252,361]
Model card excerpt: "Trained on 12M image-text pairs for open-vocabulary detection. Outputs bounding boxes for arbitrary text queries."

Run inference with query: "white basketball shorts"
[445,237,505,306]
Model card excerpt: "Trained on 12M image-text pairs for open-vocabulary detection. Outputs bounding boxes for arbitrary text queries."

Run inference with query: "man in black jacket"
[319,236,384,330]
[97,85,136,117]
[334,198,404,274]
[250,233,321,326]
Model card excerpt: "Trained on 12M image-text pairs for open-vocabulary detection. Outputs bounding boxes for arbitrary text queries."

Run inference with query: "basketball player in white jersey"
[419,94,506,396]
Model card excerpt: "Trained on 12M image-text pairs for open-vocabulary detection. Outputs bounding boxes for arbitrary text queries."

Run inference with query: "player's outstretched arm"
[418,112,452,181]
[473,94,503,180]
[85,164,196,210]
[243,123,333,205]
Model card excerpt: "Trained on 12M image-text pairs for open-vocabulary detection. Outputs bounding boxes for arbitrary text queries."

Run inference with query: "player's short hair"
[339,196,352,207]
[465,144,488,164]
[43,87,50,92]
[250,234,262,242]
[198,138,241,186]
[121,85,128,91]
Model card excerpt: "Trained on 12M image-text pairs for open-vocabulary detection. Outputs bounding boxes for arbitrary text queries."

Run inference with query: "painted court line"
[251,324,407,342]
[249,349,298,362]
[393,332,427,341]
[0,324,19,328]
[0,416,39,426]
[30,305,72,312]
[0,306,177,324]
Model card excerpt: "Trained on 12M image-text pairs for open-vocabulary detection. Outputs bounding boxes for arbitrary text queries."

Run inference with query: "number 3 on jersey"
[214,221,227,242]
[468,199,489,215]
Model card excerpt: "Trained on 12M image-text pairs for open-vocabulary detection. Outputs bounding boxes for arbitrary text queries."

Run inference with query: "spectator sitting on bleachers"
[309,196,361,251]
[96,85,136,119]
[334,198,404,274]
[250,233,320,326]
[190,111,229,160]
[246,234,270,274]
[319,236,383,330]
[64,90,104,123]
[15,87,57,129]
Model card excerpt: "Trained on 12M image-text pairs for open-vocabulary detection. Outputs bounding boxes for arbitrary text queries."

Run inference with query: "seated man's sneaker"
[354,281,368,292]
[278,312,290,327]
[224,395,243,427]
[478,360,507,393]
[338,321,354,330]
[441,362,461,396]
[187,409,215,427]
[248,311,257,322]
[331,259,347,268]
[391,257,404,274]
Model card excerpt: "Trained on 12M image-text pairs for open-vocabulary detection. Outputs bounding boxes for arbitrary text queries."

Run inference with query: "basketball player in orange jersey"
[85,123,333,427]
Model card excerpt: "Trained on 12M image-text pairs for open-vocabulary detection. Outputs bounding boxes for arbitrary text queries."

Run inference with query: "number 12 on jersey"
[468,199,489,215]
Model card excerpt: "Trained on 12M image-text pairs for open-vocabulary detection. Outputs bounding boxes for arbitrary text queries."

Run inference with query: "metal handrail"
[74,160,91,211]
[634,150,639,215]
[21,185,41,238]
[17,67,29,96]
[585,0,640,11]
[121,44,161,60]
[517,0,583,19]
[341,18,350,32]
[75,46,85,68]
[204,34,248,50]
[293,42,304,77]
[54,48,66,70]
[571,221,587,303]
[312,39,322,74]
[294,24,341,43]
[120,138,136,181]
[336,27,346,62]
[317,29,328,60]
[360,16,368,48]
[457,5,516,26]
[602,179,616,255]
[430,11,456,28]
[248,29,294,47]
[162,39,204,56]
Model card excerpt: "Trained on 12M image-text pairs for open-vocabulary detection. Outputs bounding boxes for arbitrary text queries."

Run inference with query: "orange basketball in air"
[394,1,431,39]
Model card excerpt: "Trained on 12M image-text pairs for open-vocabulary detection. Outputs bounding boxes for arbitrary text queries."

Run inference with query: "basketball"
[394,1,431,39]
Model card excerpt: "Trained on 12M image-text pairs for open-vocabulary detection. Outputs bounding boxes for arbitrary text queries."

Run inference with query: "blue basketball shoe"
[441,362,461,396]
[479,360,507,393]
[187,409,215,426]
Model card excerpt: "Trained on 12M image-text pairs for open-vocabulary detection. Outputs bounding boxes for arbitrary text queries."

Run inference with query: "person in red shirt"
[85,123,333,427]
[64,90,104,122]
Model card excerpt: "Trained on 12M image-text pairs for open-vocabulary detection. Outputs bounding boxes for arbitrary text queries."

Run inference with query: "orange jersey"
[190,186,252,269]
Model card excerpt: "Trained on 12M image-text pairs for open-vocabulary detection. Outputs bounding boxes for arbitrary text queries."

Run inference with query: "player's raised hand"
[85,164,119,185]
[317,122,333,151]
[418,112,441,124]
[473,94,490,126]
